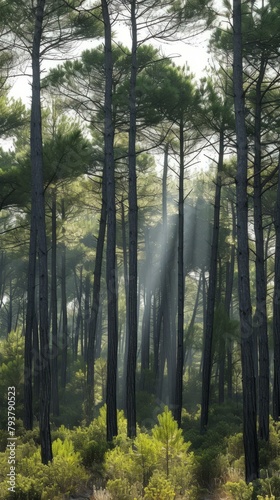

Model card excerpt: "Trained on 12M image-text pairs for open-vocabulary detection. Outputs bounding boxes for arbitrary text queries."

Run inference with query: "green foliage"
[0,438,88,500]
[0,330,24,428]
[143,473,176,500]
[105,407,195,499]
[152,407,191,477]
[224,480,254,500]
[195,445,229,489]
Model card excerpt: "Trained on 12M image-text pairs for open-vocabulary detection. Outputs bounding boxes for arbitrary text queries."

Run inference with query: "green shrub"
[195,446,229,489]
[224,480,253,499]
[227,433,244,464]
[255,476,280,500]
[144,473,176,500]
[0,438,89,499]
[106,478,131,500]
[104,407,196,498]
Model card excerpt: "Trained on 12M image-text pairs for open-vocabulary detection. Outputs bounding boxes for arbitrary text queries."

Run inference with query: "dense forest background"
[1,0,280,498]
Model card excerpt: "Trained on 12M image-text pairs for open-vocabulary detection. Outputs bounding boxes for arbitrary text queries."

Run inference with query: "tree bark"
[31,0,52,464]
[253,55,269,441]
[24,201,36,431]
[86,170,107,420]
[232,0,259,482]
[84,272,90,363]
[126,0,138,439]
[273,154,280,421]
[174,119,185,426]
[225,207,235,400]
[60,198,68,390]
[102,0,118,442]
[121,197,129,411]
[51,187,59,416]
[200,129,224,430]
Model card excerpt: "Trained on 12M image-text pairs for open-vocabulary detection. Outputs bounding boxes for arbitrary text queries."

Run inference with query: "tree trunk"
[232,0,259,482]
[225,208,235,400]
[253,55,269,441]
[273,154,280,421]
[31,0,52,464]
[102,0,118,442]
[61,198,68,389]
[24,201,36,431]
[51,187,59,416]
[140,228,152,390]
[33,311,40,406]
[200,129,224,431]
[84,273,90,363]
[184,272,202,370]
[86,170,107,420]
[174,119,185,426]
[126,0,138,439]
[121,197,129,411]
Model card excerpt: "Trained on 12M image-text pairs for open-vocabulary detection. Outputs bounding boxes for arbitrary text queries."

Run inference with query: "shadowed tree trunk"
[121,197,129,411]
[24,201,36,431]
[273,154,280,421]
[200,129,224,431]
[84,272,90,363]
[31,0,52,464]
[33,312,40,406]
[126,0,138,439]
[140,228,152,390]
[60,198,68,390]
[102,0,118,442]
[233,0,259,482]
[174,119,185,426]
[86,170,107,421]
[253,55,269,441]
[225,205,235,400]
[51,187,59,416]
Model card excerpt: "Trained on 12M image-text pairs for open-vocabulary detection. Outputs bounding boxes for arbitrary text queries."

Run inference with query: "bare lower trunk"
[86,171,107,420]
[233,0,259,482]
[24,201,36,430]
[126,0,138,439]
[174,119,185,426]
[51,188,59,416]
[273,155,280,421]
[61,199,68,389]
[31,0,52,464]
[200,130,224,430]
[102,0,118,442]
[253,56,269,441]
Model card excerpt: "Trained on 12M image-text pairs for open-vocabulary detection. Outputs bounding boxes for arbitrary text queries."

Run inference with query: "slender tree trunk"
[7,278,12,334]
[253,56,269,441]
[73,267,83,360]
[31,0,52,464]
[121,197,129,411]
[33,311,40,405]
[102,0,118,442]
[24,202,36,431]
[225,208,235,400]
[61,199,68,389]
[200,129,224,431]
[84,273,90,363]
[140,228,152,390]
[51,187,59,416]
[273,154,280,421]
[174,119,185,426]
[184,273,202,370]
[126,0,138,439]
[233,0,259,481]
[86,170,107,419]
